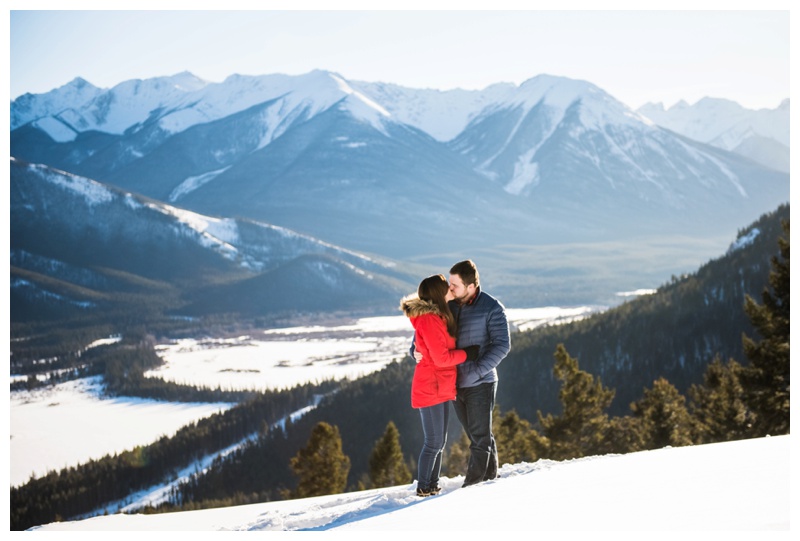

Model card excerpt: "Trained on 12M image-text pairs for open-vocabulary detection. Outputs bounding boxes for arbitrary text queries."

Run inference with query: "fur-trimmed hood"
[399,294,444,319]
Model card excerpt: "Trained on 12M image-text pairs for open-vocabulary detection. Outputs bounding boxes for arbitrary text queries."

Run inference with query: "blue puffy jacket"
[449,288,510,389]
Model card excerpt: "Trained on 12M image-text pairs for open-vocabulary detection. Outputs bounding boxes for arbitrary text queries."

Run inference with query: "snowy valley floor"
[32,434,791,533]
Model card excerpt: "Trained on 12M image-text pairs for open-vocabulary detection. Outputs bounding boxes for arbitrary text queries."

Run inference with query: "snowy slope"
[30,435,791,531]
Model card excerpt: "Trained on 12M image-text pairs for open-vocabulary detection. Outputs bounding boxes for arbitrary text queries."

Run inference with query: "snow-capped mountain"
[10,70,789,261]
[450,76,785,213]
[11,77,103,136]
[11,72,209,139]
[11,70,390,141]
[637,98,790,172]
[10,158,409,321]
[451,75,667,195]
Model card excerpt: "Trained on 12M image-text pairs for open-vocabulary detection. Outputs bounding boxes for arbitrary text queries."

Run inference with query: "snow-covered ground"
[31,435,791,532]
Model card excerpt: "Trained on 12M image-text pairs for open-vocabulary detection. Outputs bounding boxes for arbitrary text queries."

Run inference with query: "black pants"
[453,381,498,486]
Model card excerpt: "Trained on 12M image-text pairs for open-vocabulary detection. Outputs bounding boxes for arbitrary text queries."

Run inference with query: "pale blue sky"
[8,6,791,110]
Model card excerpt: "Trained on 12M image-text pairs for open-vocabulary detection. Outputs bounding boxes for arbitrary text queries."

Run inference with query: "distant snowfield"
[147,332,409,392]
[146,308,603,391]
[9,307,602,489]
[9,377,232,487]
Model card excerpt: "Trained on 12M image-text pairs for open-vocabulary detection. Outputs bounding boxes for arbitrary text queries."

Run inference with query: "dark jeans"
[453,381,498,486]
[417,401,450,490]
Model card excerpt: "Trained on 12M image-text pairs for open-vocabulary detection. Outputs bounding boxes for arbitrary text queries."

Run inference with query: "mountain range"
[9,70,790,323]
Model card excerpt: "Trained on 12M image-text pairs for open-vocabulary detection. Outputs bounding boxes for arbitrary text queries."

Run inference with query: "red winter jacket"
[400,295,467,408]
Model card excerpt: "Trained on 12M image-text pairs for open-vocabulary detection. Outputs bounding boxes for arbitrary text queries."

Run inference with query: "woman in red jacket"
[401,274,478,497]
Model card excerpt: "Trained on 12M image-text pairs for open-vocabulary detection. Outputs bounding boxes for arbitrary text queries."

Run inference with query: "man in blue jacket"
[414,260,510,487]
[447,260,510,487]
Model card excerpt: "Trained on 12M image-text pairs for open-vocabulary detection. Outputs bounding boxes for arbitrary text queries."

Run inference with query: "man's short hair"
[450,259,480,287]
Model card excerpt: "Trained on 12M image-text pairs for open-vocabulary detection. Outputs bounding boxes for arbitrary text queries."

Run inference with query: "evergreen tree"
[601,415,646,454]
[289,422,350,498]
[688,356,751,443]
[444,431,471,478]
[630,377,694,450]
[740,220,790,436]
[536,344,615,460]
[495,408,538,465]
[368,421,412,488]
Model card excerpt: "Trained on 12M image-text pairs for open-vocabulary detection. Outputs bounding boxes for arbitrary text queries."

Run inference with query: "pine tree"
[630,377,694,450]
[289,422,351,498]
[740,219,790,436]
[495,408,538,465]
[368,421,412,488]
[536,344,615,460]
[444,431,471,477]
[602,415,646,454]
[688,356,751,443]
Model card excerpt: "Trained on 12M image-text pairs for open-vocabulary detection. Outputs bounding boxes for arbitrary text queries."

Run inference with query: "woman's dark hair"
[418,274,457,337]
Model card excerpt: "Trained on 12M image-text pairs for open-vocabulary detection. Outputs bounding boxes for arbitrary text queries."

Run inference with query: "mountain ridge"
[14,70,788,145]
[10,158,412,324]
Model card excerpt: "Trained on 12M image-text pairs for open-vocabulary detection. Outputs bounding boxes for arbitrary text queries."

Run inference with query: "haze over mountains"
[10,70,790,314]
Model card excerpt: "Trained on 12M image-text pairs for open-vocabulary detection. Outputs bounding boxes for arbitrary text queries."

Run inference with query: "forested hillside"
[499,204,789,419]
